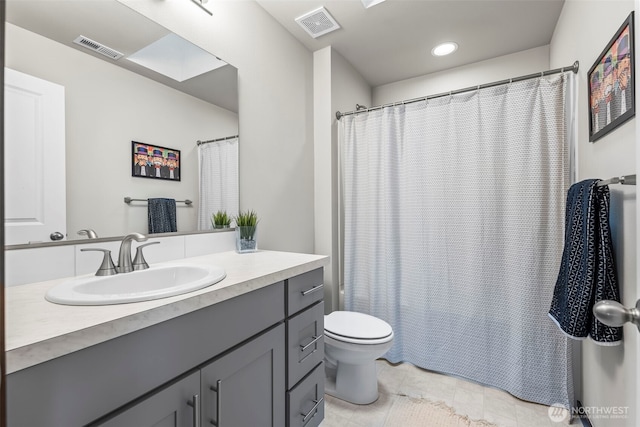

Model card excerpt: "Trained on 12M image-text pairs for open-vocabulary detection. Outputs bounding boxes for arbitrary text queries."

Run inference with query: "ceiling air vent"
[73,35,123,60]
[295,7,340,39]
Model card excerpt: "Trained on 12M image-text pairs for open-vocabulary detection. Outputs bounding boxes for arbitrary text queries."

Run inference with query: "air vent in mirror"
[73,35,123,60]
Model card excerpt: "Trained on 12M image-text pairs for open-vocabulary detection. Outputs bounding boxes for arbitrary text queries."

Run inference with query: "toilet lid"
[324,311,393,341]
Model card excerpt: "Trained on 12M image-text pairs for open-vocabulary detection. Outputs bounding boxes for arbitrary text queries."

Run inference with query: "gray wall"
[314,47,372,313]
[551,1,637,426]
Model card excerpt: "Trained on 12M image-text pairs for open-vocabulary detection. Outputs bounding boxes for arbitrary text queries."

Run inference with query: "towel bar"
[124,197,193,205]
[597,174,636,186]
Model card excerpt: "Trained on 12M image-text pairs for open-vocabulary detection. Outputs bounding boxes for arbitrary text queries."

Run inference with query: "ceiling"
[256,0,565,87]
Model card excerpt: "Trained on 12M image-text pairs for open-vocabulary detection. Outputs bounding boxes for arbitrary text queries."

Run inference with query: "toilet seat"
[324,311,393,345]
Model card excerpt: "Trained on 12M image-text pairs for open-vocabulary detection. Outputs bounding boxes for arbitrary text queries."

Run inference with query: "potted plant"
[234,209,258,253]
[211,210,231,229]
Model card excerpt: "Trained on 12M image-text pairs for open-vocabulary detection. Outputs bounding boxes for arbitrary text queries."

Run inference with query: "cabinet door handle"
[209,380,222,426]
[300,334,323,352]
[187,394,200,427]
[301,397,324,423]
[301,284,324,296]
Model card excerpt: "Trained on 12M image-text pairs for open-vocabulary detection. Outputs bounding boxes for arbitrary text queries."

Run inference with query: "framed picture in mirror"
[132,141,181,181]
[588,11,635,142]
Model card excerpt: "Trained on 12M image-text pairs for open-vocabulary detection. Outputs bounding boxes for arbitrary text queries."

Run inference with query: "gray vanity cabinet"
[96,371,200,427]
[285,269,325,427]
[201,324,285,426]
[7,267,327,427]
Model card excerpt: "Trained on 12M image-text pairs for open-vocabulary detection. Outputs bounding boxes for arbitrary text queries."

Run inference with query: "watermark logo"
[548,404,629,422]
[548,404,569,423]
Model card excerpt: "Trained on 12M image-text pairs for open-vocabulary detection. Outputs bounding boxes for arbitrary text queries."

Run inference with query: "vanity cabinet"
[7,282,286,427]
[286,269,325,427]
[6,266,326,427]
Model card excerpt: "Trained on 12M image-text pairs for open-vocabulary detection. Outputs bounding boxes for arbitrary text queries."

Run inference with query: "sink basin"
[45,264,226,305]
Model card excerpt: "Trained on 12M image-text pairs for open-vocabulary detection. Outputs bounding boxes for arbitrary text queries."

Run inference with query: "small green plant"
[235,209,258,240]
[211,210,231,228]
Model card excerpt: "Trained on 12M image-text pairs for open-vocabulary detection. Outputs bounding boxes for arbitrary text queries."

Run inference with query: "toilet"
[323,311,394,405]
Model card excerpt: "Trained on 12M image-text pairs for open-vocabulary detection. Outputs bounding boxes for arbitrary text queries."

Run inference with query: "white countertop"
[6,250,329,374]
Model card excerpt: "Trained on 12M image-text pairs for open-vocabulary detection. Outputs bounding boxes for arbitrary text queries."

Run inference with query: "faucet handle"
[77,229,98,239]
[81,248,117,276]
[132,241,160,271]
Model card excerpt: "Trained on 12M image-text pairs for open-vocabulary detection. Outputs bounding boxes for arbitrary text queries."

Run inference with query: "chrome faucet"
[117,232,148,273]
[77,229,98,239]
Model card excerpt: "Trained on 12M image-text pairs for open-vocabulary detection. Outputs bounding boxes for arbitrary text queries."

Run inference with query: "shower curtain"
[340,74,576,408]
[198,137,239,230]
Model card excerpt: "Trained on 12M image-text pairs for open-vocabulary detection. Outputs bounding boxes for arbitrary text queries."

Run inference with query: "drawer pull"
[301,284,324,296]
[300,334,323,352]
[299,348,317,364]
[301,397,324,423]
[187,394,201,427]
[209,380,222,426]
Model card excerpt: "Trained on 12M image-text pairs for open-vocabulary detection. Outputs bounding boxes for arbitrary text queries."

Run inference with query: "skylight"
[361,0,387,8]
[127,33,226,82]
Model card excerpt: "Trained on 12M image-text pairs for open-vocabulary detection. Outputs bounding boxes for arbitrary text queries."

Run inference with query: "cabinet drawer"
[287,269,324,316]
[287,362,325,427]
[287,301,324,389]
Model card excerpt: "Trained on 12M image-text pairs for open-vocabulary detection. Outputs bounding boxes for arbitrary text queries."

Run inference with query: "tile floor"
[319,360,572,427]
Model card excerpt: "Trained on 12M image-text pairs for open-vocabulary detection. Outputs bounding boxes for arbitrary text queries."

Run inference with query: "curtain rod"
[336,61,579,120]
[196,134,239,146]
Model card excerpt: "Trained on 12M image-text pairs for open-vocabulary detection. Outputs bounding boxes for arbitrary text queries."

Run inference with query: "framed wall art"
[588,12,635,142]
[132,141,181,181]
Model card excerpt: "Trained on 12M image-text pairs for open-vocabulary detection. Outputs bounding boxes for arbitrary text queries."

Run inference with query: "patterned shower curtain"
[340,73,576,408]
[198,137,239,230]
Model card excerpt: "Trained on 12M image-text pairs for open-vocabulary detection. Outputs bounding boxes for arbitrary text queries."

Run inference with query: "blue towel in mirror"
[148,198,177,234]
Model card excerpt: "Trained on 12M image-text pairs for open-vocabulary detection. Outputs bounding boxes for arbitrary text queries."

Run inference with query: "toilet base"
[324,360,379,405]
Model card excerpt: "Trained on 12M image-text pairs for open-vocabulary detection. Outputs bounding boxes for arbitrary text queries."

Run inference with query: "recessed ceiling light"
[361,0,387,8]
[432,42,458,57]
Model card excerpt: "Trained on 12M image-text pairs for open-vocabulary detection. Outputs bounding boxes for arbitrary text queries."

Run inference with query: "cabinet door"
[95,371,200,427]
[201,324,286,427]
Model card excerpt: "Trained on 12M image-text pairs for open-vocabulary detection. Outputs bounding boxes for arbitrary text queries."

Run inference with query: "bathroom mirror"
[4,0,239,246]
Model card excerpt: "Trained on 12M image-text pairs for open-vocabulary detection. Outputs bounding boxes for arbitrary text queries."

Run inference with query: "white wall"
[120,0,315,254]
[373,45,550,106]
[551,1,637,426]
[5,23,238,239]
[314,47,372,313]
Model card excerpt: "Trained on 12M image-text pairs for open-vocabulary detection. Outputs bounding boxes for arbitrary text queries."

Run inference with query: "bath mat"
[384,396,498,427]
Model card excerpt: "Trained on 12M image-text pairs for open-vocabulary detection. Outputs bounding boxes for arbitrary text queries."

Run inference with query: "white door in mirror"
[5,68,66,245]
[45,265,226,305]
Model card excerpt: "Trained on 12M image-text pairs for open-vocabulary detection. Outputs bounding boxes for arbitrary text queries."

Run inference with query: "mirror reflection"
[4,0,239,246]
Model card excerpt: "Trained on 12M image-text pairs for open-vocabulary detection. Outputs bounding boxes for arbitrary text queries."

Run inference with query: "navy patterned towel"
[148,198,177,234]
[548,179,622,345]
